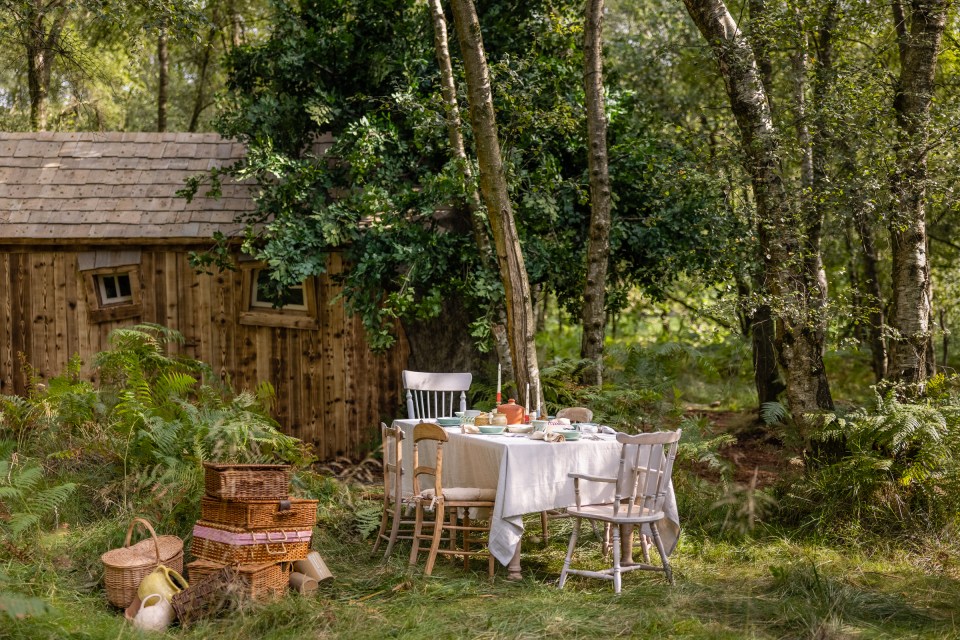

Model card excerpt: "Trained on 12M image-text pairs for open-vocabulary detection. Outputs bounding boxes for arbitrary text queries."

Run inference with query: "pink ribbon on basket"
[192,525,313,546]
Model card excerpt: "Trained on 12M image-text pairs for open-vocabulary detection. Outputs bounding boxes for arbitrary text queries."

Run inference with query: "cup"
[133,593,175,631]
[293,551,333,582]
[532,420,547,432]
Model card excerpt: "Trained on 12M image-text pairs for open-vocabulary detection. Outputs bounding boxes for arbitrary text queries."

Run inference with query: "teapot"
[137,565,188,602]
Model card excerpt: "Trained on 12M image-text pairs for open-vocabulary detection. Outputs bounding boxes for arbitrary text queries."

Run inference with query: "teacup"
[531,420,547,432]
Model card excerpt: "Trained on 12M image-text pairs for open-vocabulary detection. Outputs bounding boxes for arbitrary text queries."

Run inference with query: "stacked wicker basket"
[185,463,318,603]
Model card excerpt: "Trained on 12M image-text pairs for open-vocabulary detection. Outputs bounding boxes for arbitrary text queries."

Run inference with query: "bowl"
[454,411,464,418]
[478,425,505,435]
[464,410,483,418]
[556,429,581,441]
[437,417,461,427]
[507,424,533,434]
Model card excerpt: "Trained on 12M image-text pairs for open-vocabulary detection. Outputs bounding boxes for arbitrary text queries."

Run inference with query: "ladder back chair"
[555,407,593,423]
[408,422,496,577]
[372,423,417,560]
[403,370,472,419]
[558,429,681,594]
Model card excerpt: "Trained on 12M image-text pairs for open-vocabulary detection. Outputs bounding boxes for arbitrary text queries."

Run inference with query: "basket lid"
[203,463,290,471]
[101,534,183,568]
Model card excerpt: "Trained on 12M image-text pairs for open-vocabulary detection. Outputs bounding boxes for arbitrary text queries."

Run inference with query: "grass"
[4,512,959,639]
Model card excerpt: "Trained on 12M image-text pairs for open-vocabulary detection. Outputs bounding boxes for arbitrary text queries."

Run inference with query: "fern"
[0,445,76,542]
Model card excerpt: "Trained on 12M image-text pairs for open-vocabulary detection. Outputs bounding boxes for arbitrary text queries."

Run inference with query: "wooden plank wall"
[0,247,409,459]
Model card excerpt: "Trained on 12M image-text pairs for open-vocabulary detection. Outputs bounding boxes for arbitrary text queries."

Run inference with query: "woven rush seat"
[419,487,496,502]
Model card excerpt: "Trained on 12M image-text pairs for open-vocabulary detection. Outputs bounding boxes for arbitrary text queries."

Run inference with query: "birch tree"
[580,0,613,386]
[450,0,541,407]
[886,0,949,388]
[681,0,833,422]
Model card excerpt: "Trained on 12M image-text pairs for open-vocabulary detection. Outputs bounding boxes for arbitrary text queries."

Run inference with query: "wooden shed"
[0,132,408,458]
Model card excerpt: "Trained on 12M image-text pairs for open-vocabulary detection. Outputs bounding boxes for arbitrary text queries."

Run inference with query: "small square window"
[250,270,307,311]
[97,273,133,305]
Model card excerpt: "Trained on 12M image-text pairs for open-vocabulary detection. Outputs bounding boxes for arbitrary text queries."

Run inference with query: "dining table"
[391,418,681,579]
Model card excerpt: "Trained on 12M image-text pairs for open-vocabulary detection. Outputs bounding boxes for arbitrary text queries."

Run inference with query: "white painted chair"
[558,429,681,594]
[403,370,472,419]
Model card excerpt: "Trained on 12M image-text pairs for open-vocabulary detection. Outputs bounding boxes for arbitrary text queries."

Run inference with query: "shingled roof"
[0,132,253,243]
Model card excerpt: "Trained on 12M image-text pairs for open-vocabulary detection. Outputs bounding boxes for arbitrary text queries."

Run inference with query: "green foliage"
[0,569,51,619]
[0,442,76,544]
[781,392,960,534]
[2,324,310,526]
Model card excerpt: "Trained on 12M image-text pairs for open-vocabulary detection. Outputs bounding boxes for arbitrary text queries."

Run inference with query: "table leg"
[506,543,522,580]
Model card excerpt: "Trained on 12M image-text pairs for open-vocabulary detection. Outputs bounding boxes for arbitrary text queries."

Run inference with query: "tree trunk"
[579,0,613,387]
[887,0,947,389]
[189,13,220,133]
[854,207,888,380]
[681,0,833,425]
[21,0,67,131]
[450,0,542,410]
[427,0,511,371]
[158,26,169,132]
[752,304,784,406]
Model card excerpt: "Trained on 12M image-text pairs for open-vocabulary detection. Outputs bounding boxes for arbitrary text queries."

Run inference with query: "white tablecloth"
[392,419,681,566]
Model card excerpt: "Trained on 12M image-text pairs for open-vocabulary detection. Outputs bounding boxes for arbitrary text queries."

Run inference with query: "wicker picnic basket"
[200,496,318,530]
[203,463,291,500]
[171,565,236,626]
[101,518,184,608]
[190,521,311,564]
[187,559,290,600]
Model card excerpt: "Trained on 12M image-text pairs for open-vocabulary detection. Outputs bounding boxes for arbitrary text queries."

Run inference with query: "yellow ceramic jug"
[137,565,188,601]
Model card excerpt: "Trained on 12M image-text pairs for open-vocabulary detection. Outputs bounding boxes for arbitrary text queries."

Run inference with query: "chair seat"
[420,487,496,502]
[567,503,665,524]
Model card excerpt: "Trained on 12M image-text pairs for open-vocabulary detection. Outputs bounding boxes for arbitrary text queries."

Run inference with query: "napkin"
[527,430,566,443]
[461,423,480,434]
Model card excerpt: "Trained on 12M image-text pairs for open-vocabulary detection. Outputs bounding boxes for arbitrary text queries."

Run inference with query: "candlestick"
[525,382,530,413]
[497,363,502,404]
[536,381,541,416]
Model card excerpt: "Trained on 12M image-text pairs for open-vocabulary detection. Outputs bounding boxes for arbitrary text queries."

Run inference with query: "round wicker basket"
[101,518,184,608]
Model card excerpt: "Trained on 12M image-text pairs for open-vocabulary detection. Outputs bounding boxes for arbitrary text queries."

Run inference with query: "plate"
[437,417,461,427]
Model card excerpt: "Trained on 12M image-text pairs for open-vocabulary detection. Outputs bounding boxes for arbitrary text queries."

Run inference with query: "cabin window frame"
[83,265,143,323]
[239,263,320,330]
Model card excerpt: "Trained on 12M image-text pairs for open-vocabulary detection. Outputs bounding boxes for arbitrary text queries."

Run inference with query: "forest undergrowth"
[1,324,959,639]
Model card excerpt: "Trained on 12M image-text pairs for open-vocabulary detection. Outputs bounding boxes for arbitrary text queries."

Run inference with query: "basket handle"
[124,517,162,565]
[265,542,288,556]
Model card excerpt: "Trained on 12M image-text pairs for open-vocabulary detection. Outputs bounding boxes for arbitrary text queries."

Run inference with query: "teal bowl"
[478,425,505,435]
[556,429,581,441]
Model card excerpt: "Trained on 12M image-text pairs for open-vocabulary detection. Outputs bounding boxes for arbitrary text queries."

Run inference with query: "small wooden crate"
[201,497,318,530]
[191,521,311,564]
[203,463,291,501]
[187,560,289,600]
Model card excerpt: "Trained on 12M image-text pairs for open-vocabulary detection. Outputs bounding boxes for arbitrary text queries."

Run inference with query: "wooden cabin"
[0,132,408,459]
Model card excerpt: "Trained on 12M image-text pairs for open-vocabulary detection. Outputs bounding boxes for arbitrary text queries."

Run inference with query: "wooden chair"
[558,429,681,594]
[539,406,596,545]
[372,423,416,560]
[555,407,593,423]
[403,370,472,419]
[408,422,496,577]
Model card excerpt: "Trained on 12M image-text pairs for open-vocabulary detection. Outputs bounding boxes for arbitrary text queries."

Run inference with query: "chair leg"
[408,502,425,567]
[650,521,674,585]
[462,512,471,570]
[383,501,403,560]
[558,517,581,589]
[424,502,446,576]
[540,511,549,546]
[640,533,651,564]
[372,498,389,555]
[611,524,622,595]
[601,523,612,558]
